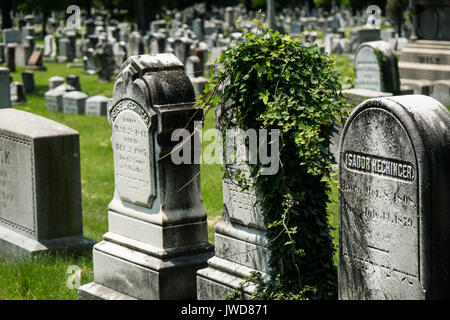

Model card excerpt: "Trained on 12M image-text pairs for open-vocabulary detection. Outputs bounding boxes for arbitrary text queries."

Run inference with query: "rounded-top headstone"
[354,40,400,94]
[49,76,65,90]
[339,95,450,299]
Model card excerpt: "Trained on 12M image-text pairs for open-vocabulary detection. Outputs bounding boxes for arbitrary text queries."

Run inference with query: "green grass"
[0,55,342,299]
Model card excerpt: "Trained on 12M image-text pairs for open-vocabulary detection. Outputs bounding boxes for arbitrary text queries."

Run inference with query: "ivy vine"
[195,20,350,300]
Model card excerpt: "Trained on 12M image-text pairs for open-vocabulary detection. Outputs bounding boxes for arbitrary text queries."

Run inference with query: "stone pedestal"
[79,53,213,300]
[197,138,270,299]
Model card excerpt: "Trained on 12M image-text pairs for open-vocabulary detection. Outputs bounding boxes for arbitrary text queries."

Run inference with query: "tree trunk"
[1,0,13,29]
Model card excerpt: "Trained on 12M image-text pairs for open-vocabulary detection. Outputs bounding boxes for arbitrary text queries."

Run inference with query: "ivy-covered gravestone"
[196,23,346,300]
[354,40,400,95]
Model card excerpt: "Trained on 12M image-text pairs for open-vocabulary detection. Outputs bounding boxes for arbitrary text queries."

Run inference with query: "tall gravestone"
[339,95,450,299]
[197,108,271,299]
[354,41,400,95]
[0,68,11,109]
[78,53,213,300]
[0,109,95,260]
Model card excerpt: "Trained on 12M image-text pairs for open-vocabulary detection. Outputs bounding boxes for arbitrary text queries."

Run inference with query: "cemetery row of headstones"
[1,45,450,299]
[70,53,446,300]
[45,75,108,116]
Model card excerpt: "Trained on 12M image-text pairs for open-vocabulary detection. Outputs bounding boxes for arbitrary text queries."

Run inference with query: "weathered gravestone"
[0,68,11,109]
[45,88,65,112]
[21,70,34,93]
[43,34,57,62]
[6,44,16,72]
[0,109,95,260]
[339,95,450,299]
[66,74,81,91]
[27,46,46,71]
[78,53,213,300]
[48,76,65,90]
[354,41,400,95]
[197,106,275,299]
[85,95,109,116]
[10,81,26,105]
[62,91,88,114]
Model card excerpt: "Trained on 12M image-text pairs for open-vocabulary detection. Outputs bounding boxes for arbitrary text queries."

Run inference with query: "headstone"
[0,43,5,63]
[127,31,144,57]
[46,17,58,34]
[57,37,73,63]
[350,27,381,52]
[93,37,115,82]
[49,76,65,90]
[197,120,270,300]
[0,109,95,260]
[185,55,201,78]
[190,76,208,97]
[431,80,450,105]
[78,53,213,300]
[62,91,88,114]
[66,74,81,91]
[83,48,97,75]
[43,35,57,61]
[412,0,450,41]
[15,44,32,67]
[354,41,400,95]
[21,70,34,93]
[27,45,46,71]
[339,95,450,299]
[0,68,11,109]
[45,88,65,112]
[10,82,26,105]
[2,29,21,45]
[85,95,109,116]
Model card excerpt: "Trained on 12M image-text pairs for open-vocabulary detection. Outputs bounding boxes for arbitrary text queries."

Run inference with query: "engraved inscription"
[111,100,156,208]
[339,108,422,299]
[64,99,79,114]
[418,55,440,64]
[344,151,415,182]
[0,133,36,236]
[223,164,264,229]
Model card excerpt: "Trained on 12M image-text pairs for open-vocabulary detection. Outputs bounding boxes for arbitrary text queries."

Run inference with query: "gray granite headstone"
[10,82,26,105]
[2,29,21,45]
[49,76,65,90]
[66,74,81,91]
[43,34,57,61]
[339,95,450,299]
[62,91,88,114]
[45,88,65,112]
[85,95,108,116]
[6,43,17,72]
[78,53,213,300]
[355,41,400,95]
[0,109,95,260]
[21,70,34,93]
[0,68,11,109]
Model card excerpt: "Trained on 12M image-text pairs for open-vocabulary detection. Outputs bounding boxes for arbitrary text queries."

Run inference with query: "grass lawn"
[0,54,348,299]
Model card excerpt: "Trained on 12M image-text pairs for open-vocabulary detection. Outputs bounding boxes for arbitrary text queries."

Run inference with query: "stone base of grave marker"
[197,163,270,300]
[197,219,270,299]
[0,109,95,261]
